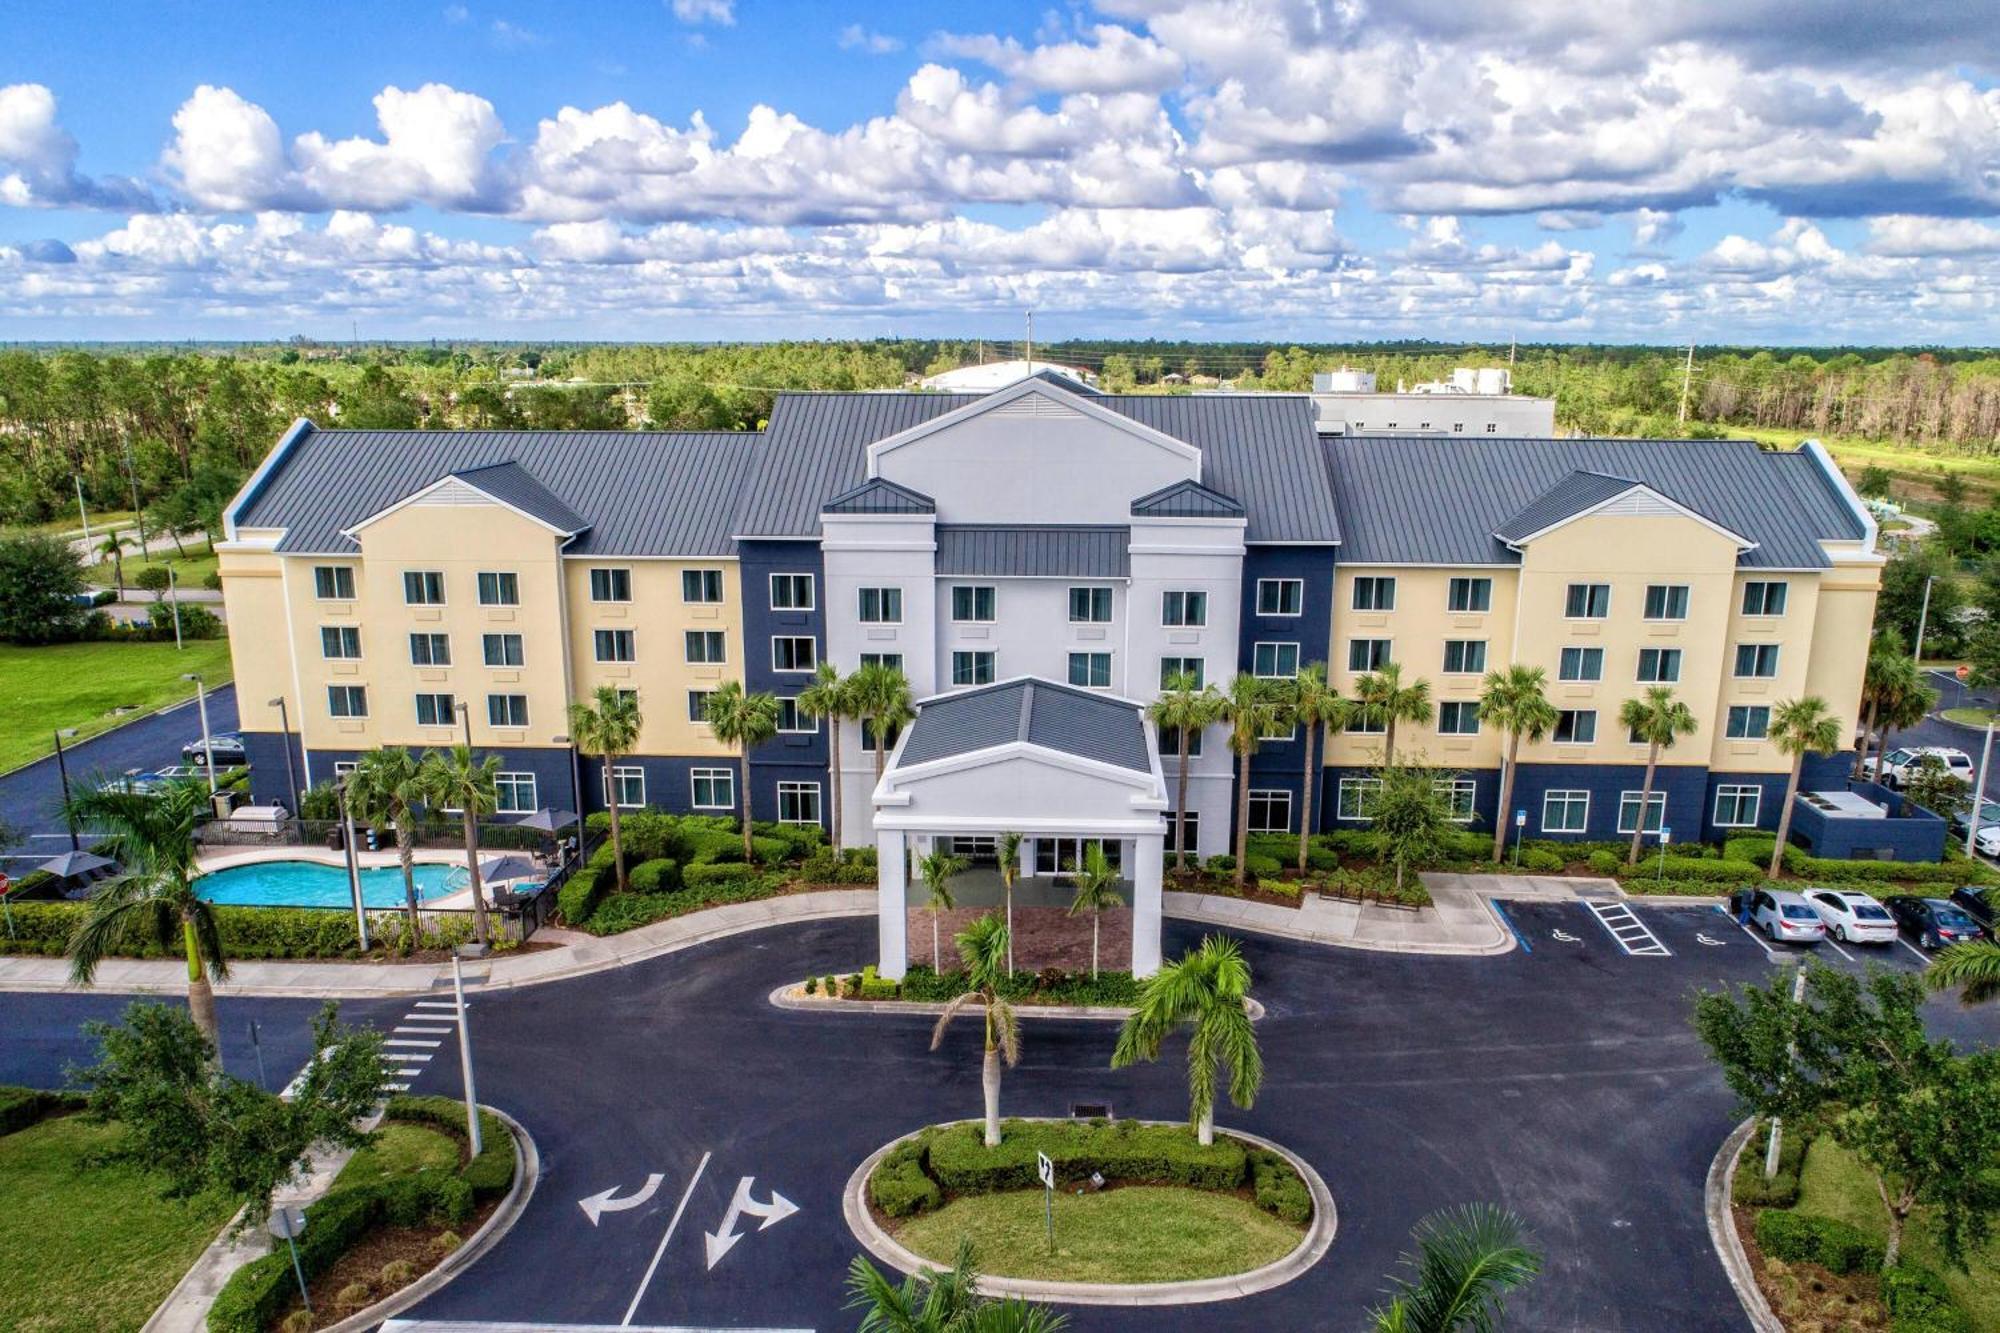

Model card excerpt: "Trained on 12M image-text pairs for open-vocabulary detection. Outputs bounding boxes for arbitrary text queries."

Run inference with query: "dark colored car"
[182,733,247,768]
[1883,895,1985,950]
[1948,886,1998,938]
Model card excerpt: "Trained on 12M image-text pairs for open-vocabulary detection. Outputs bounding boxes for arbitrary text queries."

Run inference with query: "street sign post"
[1657,827,1671,883]
[1037,1151,1055,1249]
[1513,809,1526,866]
[267,1205,311,1312]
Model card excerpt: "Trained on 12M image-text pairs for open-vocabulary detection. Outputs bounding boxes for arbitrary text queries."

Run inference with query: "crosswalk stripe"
[386,1039,443,1048]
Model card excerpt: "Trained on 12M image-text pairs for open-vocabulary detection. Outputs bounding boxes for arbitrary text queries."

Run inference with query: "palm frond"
[1929,939,2000,1005]
[65,890,154,984]
[1375,1203,1541,1333]
[843,1253,926,1333]
[993,997,1021,1066]
[932,992,980,1050]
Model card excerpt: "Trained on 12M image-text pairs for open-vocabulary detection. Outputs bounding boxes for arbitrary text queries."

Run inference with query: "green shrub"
[1753,1209,1883,1274]
[1256,878,1302,900]
[383,1169,473,1227]
[379,1259,416,1288]
[134,566,173,593]
[1247,1149,1312,1225]
[1623,856,1761,884]
[383,1096,514,1198]
[627,858,682,893]
[681,828,745,865]
[0,900,481,960]
[208,1185,385,1333]
[1731,1122,1807,1207]
[870,1140,942,1217]
[752,819,825,859]
[1880,1265,1972,1333]
[858,964,899,1000]
[1439,830,1496,862]
[556,867,604,927]
[1587,849,1622,875]
[803,976,817,995]
[923,1119,1247,1194]
[1518,848,1566,873]
[1205,854,1235,873]
[1245,834,1302,864]
[1244,853,1282,879]
[683,862,759,888]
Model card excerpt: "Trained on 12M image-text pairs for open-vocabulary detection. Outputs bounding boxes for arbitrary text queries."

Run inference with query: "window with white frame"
[1255,642,1301,678]
[860,652,902,671]
[952,651,996,686]
[685,630,726,664]
[1161,725,1203,758]
[1438,701,1480,735]
[481,633,522,667]
[1542,789,1589,833]
[1161,590,1207,627]
[1345,712,1385,735]
[414,692,456,727]
[1617,791,1666,834]
[1636,648,1682,683]
[769,573,815,610]
[495,771,537,814]
[691,767,733,810]
[1256,578,1303,616]
[1642,584,1689,620]
[1564,582,1610,619]
[1734,643,1781,678]
[1337,776,1381,820]
[776,697,817,733]
[1442,639,1486,674]
[589,567,631,603]
[1558,646,1603,681]
[403,570,446,605]
[605,765,645,808]
[777,781,821,825]
[1067,652,1112,688]
[1247,789,1292,833]
[477,571,519,606]
[951,585,996,622]
[1346,638,1390,673]
[1351,576,1396,611]
[858,587,902,623]
[772,636,816,672]
[327,684,368,718]
[1726,704,1771,739]
[321,626,361,659]
[407,631,449,666]
[1160,656,1205,689]
[681,569,724,603]
[1741,581,1788,617]
[487,693,528,727]
[1447,576,1491,612]
[1714,784,1763,827]
[313,565,355,600]
[1068,586,1113,623]
[1553,709,1596,744]
[594,629,636,663]
[687,690,714,724]
[1438,777,1477,822]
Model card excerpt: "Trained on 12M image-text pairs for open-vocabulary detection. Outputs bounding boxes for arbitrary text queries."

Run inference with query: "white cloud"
[0,83,152,210]
[838,25,902,55]
[1866,215,2000,258]
[670,0,733,25]
[930,24,1184,94]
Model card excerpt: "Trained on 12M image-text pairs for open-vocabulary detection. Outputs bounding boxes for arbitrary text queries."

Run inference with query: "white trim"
[1802,438,1880,556]
[1498,482,1757,553]
[768,572,817,612]
[1254,577,1304,617]
[1541,788,1591,834]
[770,635,818,673]
[864,377,1202,475]
[340,471,581,541]
[1713,784,1764,828]
[223,416,314,542]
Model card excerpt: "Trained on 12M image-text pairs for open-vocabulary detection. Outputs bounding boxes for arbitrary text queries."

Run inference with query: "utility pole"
[74,476,91,545]
[1508,336,1516,366]
[1024,311,1034,374]
[122,436,148,555]
[1914,576,1935,663]
[1678,343,1696,426]
[452,954,483,1155]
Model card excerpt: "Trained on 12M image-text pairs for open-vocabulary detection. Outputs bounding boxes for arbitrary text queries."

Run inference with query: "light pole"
[182,673,217,796]
[451,953,483,1155]
[1913,575,1934,663]
[167,565,183,650]
[552,732,583,826]
[456,699,473,749]
[269,697,300,813]
[1968,715,1997,857]
[52,728,81,851]
[1764,959,1808,1179]
[335,775,370,951]
[73,475,91,545]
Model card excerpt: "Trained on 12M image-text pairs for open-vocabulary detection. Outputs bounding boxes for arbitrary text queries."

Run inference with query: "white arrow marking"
[578,1172,666,1226]
[703,1175,800,1269]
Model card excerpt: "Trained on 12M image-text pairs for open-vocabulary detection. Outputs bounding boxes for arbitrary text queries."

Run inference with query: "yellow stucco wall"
[563,558,739,757]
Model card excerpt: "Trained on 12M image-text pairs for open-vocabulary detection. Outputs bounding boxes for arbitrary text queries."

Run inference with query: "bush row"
[579,874,788,936]
[1753,1208,1883,1274]
[871,1137,941,1217]
[922,1119,1247,1194]
[1723,836,1995,887]
[1248,1148,1312,1225]
[0,901,473,960]
[867,965,1141,1007]
[385,1095,515,1197]
[799,845,880,884]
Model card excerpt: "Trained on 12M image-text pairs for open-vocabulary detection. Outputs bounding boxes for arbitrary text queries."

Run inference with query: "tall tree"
[1352,661,1434,767]
[1288,663,1343,874]
[1066,842,1121,979]
[929,912,1020,1147]
[1854,632,1923,780]
[1618,687,1698,865]
[1369,1204,1542,1333]
[852,662,916,825]
[1367,766,1454,897]
[1147,672,1224,872]
[1765,696,1844,878]
[916,848,967,973]
[797,663,854,849]
[703,681,780,864]
[1220,673,1282,891]
[0,531,89,644]
[344,746,429,948]
[419,744,500,947]
[1477,665,1559,863]
[567,685,644,891]
[1111,934,1261,1147]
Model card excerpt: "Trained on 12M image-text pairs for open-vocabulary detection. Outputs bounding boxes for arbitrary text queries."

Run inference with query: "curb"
[1705,1117,1783,1333]
[842,1118,1336,1307]
[769,984,1267,1023]
[316,1104,540,1333]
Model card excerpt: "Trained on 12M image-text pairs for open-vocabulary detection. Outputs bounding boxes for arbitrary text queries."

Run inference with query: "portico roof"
[896,677,1151,773]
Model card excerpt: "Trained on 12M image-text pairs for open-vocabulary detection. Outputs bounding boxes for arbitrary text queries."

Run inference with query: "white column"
[1131,832,1164,978]
[878,830,908,980]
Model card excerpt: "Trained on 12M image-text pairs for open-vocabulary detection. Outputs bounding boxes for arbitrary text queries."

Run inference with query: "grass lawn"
[108,547,220,591]
[1941,706,1999,729]
[1794,1138,2000,1331]
[892,1185,1302,1284]
[0,639,234,773]
[1734,426,2000,505]
[0,1113,235,1333]
[335,1123,461,1189]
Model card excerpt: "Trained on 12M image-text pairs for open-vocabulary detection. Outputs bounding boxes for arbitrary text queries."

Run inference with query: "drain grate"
[1069,1102,1113,1120]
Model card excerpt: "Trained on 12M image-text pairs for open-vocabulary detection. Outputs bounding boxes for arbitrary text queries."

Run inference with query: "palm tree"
[62,779,227,1050]
[95,529,136,599]
[797,663,853,849]
[567,685,644,892]
[345,746,428,948]
[1369,1204,1542,1333]
[929,912,1020,1147]
[1853,632,1918,779]
[1866,656,1935,784]
[703,680,780,864]
[1928,940,2000,1005]
[1111,934,1261,1147]
[852,662,916,807]
[1221,673,1282,891]
[1477,665,1559,863]
[1353,661,1433,768]
[997,830,1023,975]
[1065,842,1122,979]
[846,1239,1067,1333]
[1289,663,1342,874]
[1617,687,1698,866]
[1147,672,1224,873]
[916,847,967,972]
[419,744,500,947]
[1766,695,1844,878]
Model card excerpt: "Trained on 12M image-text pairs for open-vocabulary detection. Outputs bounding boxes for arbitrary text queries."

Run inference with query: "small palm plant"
[1147,672,1224,872]
[1065,842,1121,979]
[929,912,1019,1147]
[846,1238,1067,1333]
[1111,934,1261,1146]
[419,744,499,947]
[997,830,1024,975]
[344,745,429,948]
[1369,1203,1541,1333]
[852,661,916,798]
[1766,695,1843,878]
[1221,673,1282,891]
[916,847,967,972]
[568,685,644,892]
[1289,663,1343,874]
[704,680,780,864]
[1617,686,1697,865]
[96,529,136,599]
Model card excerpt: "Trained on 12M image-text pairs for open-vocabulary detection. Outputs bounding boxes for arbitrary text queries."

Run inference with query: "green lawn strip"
[0,1115,235,1333]
[110,547,220,589]
[13,510,141,542]
[892,1184,1301,1284]
[334,1123,462,1190]
[1941,706,1998,728]
[0,639,233,772]
[1793,1138,2000,1331]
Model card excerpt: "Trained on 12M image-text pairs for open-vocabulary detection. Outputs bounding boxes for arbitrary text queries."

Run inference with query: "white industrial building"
[1310,367,1556,437]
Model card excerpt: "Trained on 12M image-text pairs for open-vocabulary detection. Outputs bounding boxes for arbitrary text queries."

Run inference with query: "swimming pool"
[198,859,466,909]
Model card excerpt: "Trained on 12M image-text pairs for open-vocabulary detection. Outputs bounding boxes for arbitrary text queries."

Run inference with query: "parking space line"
[1488,899,1531,954]
[1823,936,1854,963]
[1727,916,1782,961]
[1584,900,1672,956]
[1898,939,1933,966]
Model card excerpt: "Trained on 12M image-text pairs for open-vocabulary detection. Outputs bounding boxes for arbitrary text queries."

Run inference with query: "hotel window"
[477,571,519,606]
[952,651,996,687]
[589,568,631,603]
[313,565,355,600]
[687,690,714,724]
[1642,584,1689,620]
[487,694,529,727]
[776,697,817,733]
[1168,810,1200,852]
[860,652,903,671]
[1542,789,1589,833]
[1441,639,1486,674]
[769,573,815,610]
[772,636,816,672]
[858,587,902,624]
[1160,656,1205,689]
[1068,587,1113,623]
[1447,577,1491,612]
[1734,643,1781,678]
[777,781,822,825]
[1351,576,1396,612]
[1067,652,1112,689]
[1636,648,1682,683]
[607,766,645,809]
[1337,777,1382,820]
[1162,726,1203,758]
[495,772,537,814]
[320,626,361,660]
[1256,578,1303,616]
[327,684,368,718]
[414,693,456,727]
[1161,590,1207,627]
[1438,777,1477,822]
[1742,581,1788,617]
[594,629,636,663]
[1438,701,1480,735]
[1247,790,1293,833]
[951,585,996,622]
[685,630,726,664]
[481,633,522,667]
[1563,582,1610,619]
[1726,704,1771,739]
[691,767,734,810]
[1256,642,1302,678]
[1346,639,1390,672]
[1617,791,1666,834]
[682,569,724,603]
[402,570,446,605]
[1558,646,1603,682]
[407,632,450,666]
[1346,712,1385,735]
[1715,785,1763,827]
[861,718,901,753]
[1553,709,1597,744]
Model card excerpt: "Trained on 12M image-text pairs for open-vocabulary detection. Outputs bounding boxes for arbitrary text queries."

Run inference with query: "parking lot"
[1497,897,1940,977]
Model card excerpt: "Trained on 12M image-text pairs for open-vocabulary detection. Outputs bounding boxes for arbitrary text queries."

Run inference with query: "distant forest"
[0,338,1995,530]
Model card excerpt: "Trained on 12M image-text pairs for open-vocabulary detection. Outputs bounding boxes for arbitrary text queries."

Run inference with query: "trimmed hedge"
[1518,848,1565,873]
[1731,1122,1807,1208]
[556,866,605,927]
[870,1139,941,1217]
[1753,1208,1884,1274]
[1724,835,1997,887]
[628,858,682,894]
[1587,849,1622,875]
[800,846,878,884]
[1248,1148,1311,1225]
[209,1186,384,1333]
[1880,1265,1973,1333]
[683,861,759,888]
[384,1096,514,1198]
[580,875,787,936]
[1626,856,1762,884]
[923,1119,1246,1194]
[884,965,1141,1007]
[1,900,472,960]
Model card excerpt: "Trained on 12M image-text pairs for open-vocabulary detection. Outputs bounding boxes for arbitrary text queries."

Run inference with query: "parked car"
[1866,746,1974,790]
[94,770,167,796]
[182,733,247,767]
[1948,796,2000,840]
[1804,888,1899,945]
[1883,895,1985,950]
[1947,886,1998,938]
[1747,888,1827,945]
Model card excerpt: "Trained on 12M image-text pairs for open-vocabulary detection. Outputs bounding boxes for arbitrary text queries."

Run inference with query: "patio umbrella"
[37,850,115,881]
[476,854,540,884]
[508,808,577,833]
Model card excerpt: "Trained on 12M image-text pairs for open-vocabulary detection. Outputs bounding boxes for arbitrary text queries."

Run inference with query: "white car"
[1747,888,1827,945]
[1804,888,1899,945]
[1978,826,2000,860]
[1867,746,1974,789]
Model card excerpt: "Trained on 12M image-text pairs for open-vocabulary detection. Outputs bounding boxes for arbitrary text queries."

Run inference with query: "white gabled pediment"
[1501,481,1757,553]
[868,377,1201,473]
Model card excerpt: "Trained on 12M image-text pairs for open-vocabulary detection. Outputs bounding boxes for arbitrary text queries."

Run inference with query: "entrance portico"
[872,678,1169,979]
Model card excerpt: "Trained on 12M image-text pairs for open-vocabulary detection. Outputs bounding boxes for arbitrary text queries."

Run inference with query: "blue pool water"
[198,860,467,909]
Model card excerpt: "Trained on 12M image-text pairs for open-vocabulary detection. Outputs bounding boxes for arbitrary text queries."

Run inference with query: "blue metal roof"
[1131,478,1247,519]
[935,526,1130,578]
[895,678,1150,773]
[822,477,936,515]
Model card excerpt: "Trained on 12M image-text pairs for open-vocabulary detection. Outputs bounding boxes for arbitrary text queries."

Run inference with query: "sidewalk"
[1166,870,1549,957]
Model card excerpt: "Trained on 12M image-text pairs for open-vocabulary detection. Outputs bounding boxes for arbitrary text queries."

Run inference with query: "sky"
[0,0,1996,345]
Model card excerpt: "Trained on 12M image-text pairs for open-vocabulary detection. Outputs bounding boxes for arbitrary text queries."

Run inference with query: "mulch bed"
[1166,874,1304,910]
[1730,1202,1889,1331]
[267,1193,500,1331]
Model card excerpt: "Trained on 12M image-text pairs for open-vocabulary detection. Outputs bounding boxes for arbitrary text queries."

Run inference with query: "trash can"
[211,792,235,820]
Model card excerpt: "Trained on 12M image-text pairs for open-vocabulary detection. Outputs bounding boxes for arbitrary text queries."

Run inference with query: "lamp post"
[167,565,183,650]
[1913,576,1934,663]
[456,700,473,750]
[552,733,583,824]
[52,728,81,851]
[1968,715,1997,857]
[269,697,300,813]
[182,673,217,796]
[451,953,482,1155]
[73,476,91,545]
